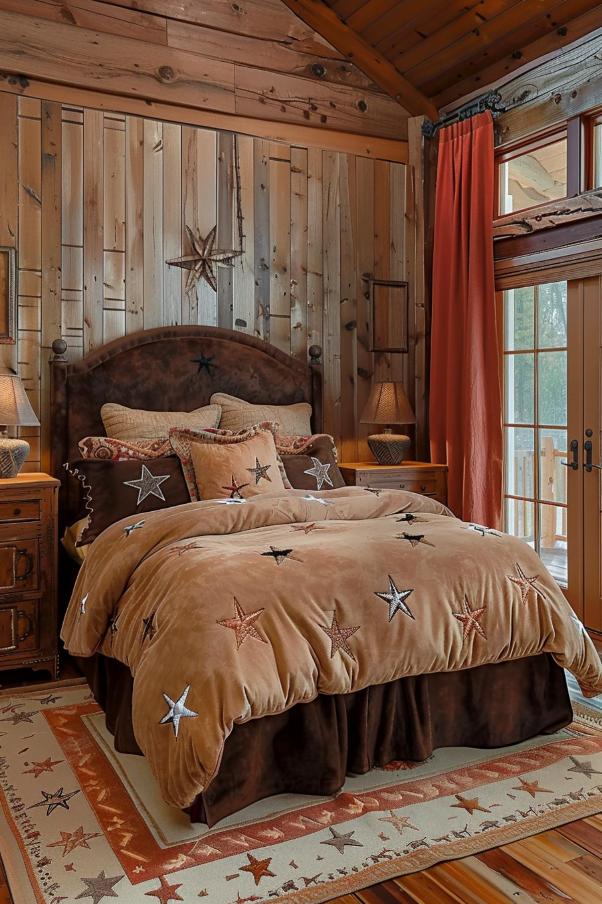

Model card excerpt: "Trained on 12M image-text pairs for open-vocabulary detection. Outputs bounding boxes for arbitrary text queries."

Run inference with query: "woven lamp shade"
[360,382,415,465]
[0,370,40,478]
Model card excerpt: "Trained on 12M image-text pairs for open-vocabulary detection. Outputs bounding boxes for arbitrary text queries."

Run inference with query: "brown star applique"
[222,475,250,499]
[378,810,418,835]
[291,522,322,533]
[166,224,241,294]
[319,611,360,662]
[218,599,267,649]
[507,562,548,605]
[144,874,184,902]
[1,709,37,725]
[23,757,63,779]
[396,532,434,548]
[247,457,272,484]
[452,596,487,642]
[239,853,276,885]
[512,777,552,798]
[47,826,101,856]
[142,613,157,643]
[451,794,490,816]
[164,542,205,558]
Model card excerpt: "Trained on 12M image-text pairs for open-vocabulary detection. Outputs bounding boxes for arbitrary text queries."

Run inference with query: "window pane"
[539,428,567,504]
[539,503,567,587]
[594,123,602,189]
[538,351,567,426]
[504,286,534,350]
[537,282,567,348]
[499,138,567,214]
[505,427,535,498]
[505,497,535,546]
[505,353,534,424]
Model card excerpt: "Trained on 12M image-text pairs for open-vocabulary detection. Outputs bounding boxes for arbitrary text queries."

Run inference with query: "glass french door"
[502,275,602,632]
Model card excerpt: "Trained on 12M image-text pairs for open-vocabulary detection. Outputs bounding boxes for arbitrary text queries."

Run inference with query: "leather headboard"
[50,325,322,529]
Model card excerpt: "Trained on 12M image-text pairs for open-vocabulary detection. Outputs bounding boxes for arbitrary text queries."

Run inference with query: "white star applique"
[215,497,247,505]
[160,685,198,738]
[79,593,88,616]
[303,457,334,490]
[123,465,170,506]
[302,494,333,506]
[374,575,415,621]
[124,520,145,537]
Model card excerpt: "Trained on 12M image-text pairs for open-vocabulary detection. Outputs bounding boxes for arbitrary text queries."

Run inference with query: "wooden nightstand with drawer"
[339,461,448,506]
[0,473,60,680]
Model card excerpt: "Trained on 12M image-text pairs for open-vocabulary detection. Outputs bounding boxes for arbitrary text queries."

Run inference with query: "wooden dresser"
[0,473,60,680]
[339,461,448,506]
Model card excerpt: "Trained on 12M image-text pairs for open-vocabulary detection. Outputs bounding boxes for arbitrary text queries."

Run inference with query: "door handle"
[584,439,602,472]
[561,439,579,470]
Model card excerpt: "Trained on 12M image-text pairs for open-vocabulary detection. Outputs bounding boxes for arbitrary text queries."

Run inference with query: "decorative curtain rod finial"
[422,90,505,138]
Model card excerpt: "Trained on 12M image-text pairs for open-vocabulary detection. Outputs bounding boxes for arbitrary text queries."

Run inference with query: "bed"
[51,326,602,826]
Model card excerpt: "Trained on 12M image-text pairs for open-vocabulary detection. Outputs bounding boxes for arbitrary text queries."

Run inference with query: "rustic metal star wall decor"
[167,224,242,294]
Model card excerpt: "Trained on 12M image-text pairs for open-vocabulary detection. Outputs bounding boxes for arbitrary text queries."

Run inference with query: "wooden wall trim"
[495,239,602,289]
[0,8,408,142]
[493,190,602,239]
[0,78,407,164]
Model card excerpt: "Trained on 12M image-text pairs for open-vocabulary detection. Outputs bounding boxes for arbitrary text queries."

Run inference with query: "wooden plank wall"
[0,89,414,472]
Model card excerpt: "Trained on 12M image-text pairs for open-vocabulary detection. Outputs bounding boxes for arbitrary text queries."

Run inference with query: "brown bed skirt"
[77,652,572,827]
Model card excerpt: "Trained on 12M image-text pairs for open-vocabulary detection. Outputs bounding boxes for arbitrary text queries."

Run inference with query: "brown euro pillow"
[280,434,345,491]
[210,392,311,435]
[190,429,286,501]
[101,402,221,441]
[66,457,190,545]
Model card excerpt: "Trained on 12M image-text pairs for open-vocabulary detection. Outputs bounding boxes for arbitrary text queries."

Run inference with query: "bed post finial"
[51,338,68,362]
[309,345,322,364]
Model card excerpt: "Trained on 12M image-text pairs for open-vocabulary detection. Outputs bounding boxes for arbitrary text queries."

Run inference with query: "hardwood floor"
[1,649,601,903]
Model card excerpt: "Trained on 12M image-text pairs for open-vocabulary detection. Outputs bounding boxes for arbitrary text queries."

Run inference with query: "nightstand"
[0,473,60,680]
[339,461,448,506]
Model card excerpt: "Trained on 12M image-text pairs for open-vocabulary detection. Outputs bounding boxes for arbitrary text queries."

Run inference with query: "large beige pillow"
[211,392,311,435]
[190,429,286,500]
[101,402,221,441]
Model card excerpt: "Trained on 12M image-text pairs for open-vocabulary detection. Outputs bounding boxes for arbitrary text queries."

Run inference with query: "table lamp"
[0,370,40,477]
[360,381,416,465]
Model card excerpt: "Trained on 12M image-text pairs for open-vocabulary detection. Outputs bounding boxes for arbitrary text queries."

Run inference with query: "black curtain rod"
[422,90,506,138]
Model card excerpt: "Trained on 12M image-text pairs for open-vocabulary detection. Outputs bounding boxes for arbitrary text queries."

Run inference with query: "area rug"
[1,681,602,904]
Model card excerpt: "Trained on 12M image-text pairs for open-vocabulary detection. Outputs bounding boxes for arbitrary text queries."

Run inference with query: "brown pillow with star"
[189,429,286,500]
[280,434,345,491]
[66,457,190,545]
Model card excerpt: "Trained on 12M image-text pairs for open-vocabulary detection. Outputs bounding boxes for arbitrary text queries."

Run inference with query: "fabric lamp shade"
[0,371,40,427]
[360,381,416,426]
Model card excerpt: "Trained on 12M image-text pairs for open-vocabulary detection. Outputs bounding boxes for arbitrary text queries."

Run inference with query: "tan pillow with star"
[190,430,285,500]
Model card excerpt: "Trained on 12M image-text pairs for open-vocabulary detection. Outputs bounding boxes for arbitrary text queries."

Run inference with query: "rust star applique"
[512,777,552,798]
[452,596,487,642]
[507,562,549,605]
[144,874,184,902]
[291,522,323,533]
[222,475,250,499]
[378,810,418,835]
[239,853,276,885]
[166,224,242,294]
[218,598,267,649]
[451,794,490,816]
[23,757,63,779]
[47,826,101,857]
[319,611,360,662]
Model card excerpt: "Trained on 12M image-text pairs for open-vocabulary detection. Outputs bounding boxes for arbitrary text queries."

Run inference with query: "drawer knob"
[399,482,406,488]
[17,609,33,642]
[15,548,34,582]
[420,485,427,492]
[13,507,21,516]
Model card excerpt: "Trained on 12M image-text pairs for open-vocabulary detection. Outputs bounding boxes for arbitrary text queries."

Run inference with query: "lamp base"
[0,437,30,477]
[367,433,411,465]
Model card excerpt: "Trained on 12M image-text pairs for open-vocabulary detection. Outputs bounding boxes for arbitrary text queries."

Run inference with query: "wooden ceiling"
[312,0,602,110]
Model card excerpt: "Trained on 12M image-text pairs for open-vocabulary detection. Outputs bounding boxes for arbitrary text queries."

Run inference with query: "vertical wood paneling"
[125,116,144,334]
[253,139,270,340]
[40,101,62,471]
[162,122,182,326]
[290,146,308,361]
[323,151,341,448]
[1,90,417,469]
[82,108,103,351]
[143,118,163,328]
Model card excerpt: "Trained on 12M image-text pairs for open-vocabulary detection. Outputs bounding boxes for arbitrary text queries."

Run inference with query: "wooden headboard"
[50,325,322,530]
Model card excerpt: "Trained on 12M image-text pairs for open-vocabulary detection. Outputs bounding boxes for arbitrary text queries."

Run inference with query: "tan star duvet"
[61,487,602,809]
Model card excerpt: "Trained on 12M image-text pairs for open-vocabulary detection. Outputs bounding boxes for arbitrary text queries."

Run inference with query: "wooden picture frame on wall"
[0,247,16,345]
[369,277,409,352]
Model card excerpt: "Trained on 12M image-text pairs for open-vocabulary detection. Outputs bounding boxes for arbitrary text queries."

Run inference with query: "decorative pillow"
[78,436,173,461]
[210,392,312,436]
[280,434,345,491]
[101,402,221,441]
[190,429,285,501]
[66,457,190,545]
[169,422,291,500]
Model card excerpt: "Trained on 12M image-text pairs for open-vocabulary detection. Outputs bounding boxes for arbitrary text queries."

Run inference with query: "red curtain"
[429,111,502,527]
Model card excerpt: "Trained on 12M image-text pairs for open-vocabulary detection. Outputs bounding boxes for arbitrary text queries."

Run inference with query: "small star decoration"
[23,757,62,779]
[319,611,360,662]
[396,532,434,548]
[159,685,198,738]
[303,457,333,490]
[302,494,333,506]
[191,354,216,375]
[320,827,363,853]
[29,787,80,816]
[507,562,548,605]
[222,475,250,499]
[142,612,156,642]
[379,810,418,835]
[166,224,242,294]
[124,464,170,506]
[451,794,490,816]
[512,777,552,798]
[218,598,267,648]
[144,874,184,902]
[261,546,293,565]
[452,596,487,642]
[239,853,276,885]
[246,457,272,484]
[374,575,415,621]
[124,520,145,537]
[74,870,123,904]
[48,826,101,857]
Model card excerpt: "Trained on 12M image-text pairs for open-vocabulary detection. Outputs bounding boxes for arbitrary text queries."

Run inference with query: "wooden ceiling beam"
[279,0,438,119]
